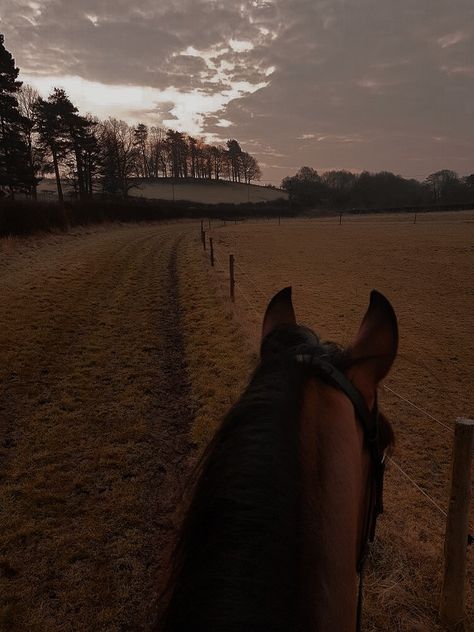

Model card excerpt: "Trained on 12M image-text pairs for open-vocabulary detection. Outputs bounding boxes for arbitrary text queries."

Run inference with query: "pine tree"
[34,88,98,201]
[0,35,35,197]
[50,89,96,199]
[34,93,68,202]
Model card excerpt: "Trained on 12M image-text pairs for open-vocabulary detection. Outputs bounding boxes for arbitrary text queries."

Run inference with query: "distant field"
[36,179,288,205]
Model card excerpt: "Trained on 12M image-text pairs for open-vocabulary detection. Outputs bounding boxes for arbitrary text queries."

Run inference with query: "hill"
[36,179,288,205]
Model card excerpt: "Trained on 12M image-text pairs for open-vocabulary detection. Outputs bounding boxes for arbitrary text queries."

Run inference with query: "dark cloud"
[1,0,473,182]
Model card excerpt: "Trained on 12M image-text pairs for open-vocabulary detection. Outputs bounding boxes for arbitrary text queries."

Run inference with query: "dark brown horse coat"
[158,288,397,631]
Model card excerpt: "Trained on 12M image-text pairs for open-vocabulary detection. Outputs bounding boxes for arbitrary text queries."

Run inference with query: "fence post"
[339,212,343,225]
[201,229,206,251]
[210,238,214,267]
[440,417,474,627]
[278,214,281,225]
[229,254,235,302]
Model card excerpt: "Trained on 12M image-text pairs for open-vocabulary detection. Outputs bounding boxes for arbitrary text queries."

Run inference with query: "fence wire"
[202,227,470,525]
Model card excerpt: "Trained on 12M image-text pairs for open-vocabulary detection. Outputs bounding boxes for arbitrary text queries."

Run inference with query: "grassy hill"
[37,179,288,205]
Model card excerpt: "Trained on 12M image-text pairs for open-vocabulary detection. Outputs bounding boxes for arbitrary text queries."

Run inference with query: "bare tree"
[18,83,40,198]
[240,152,261,184]
[133,123,149,178]
[148,126,167,177]
[100,118,139,196]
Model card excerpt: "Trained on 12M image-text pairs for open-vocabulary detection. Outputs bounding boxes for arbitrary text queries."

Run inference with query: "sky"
[1,0,473,185]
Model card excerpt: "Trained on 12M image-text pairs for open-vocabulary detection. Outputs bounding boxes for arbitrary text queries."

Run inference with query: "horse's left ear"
[347,290,398,409]
[261,286,296,341]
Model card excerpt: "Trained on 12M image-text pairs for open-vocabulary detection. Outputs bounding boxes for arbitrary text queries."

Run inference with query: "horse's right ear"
[261,287,296,341]
[347,290,398,409]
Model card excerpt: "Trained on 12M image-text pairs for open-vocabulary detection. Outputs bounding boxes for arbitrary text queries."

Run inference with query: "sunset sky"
[1,0,473,184]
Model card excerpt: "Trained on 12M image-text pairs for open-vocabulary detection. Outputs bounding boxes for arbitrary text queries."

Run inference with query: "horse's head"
[261,286,397,630]
[160,287,397,632]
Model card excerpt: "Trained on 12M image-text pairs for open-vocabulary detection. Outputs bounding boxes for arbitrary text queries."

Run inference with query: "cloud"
[1,0,473,182]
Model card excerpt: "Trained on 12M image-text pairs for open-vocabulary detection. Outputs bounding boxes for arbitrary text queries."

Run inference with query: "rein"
[294,353,386,632]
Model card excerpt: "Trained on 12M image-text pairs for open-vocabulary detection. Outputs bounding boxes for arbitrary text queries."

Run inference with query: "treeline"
[282,167,474,209]
[0,36,261,202]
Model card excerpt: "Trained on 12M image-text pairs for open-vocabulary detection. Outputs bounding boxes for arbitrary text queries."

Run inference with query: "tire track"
[0,224,198,631]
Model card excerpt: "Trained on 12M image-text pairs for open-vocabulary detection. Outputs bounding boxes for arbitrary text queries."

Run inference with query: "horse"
[157,287,398,631]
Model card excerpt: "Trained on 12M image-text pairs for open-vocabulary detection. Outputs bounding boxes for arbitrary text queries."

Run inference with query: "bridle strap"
[294,354,379,450]
[295,352,386,631]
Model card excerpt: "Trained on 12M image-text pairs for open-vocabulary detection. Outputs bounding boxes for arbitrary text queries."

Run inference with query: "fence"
[198,216,473,627]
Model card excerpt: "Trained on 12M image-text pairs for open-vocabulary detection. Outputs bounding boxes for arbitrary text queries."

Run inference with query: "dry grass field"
[207,211,474,631]
[0,221,253,631]
[0,212,472,631]
[133,180,288,204]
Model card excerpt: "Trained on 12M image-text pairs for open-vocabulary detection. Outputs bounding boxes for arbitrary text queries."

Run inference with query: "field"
[0,211,472,630]
[36,179,288,205]
[208,211,474,631]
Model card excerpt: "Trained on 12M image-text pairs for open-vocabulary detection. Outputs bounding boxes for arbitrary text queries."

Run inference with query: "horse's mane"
[157,325,392,631]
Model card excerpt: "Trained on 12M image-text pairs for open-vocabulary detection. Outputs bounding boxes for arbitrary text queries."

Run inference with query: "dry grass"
[1,212,472,631]
[0,222,203,630]
[177,236,255,446]
[206,211,474,631]
[134,181,287,204]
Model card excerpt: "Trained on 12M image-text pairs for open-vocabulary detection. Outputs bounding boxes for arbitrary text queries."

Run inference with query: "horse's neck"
[299,378,369,631]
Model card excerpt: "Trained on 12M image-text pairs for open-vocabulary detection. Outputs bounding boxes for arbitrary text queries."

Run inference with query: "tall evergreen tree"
[48,88,98,199]
[0,35,35,197]
[34,92,68,202]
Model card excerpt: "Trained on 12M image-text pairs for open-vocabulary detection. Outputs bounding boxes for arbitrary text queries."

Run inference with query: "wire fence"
[199,221,473,531]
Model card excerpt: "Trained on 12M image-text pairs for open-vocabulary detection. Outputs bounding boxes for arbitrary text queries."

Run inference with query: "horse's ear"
[347,290,398,409]
[261,286,296,341]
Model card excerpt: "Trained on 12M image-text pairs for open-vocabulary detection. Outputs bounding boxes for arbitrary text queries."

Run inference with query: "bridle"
[294,352,387,632]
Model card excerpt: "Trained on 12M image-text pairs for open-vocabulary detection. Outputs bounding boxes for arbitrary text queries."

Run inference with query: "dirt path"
[0,223,198,631]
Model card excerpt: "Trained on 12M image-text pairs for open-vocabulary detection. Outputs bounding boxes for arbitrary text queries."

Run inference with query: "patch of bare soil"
[0,223,197,631]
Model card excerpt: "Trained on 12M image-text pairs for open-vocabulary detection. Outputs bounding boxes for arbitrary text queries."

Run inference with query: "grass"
[1,211,472,630]
[177,233,255,446]
[0,223,202,630]
[204,210,474,631]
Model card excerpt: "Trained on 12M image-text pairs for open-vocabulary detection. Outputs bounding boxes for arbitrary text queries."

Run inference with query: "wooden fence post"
[339,212,343,225]
[201,229,206,251]
[440,418,474,627]
[229,254,235,302]
[210,238,214,267]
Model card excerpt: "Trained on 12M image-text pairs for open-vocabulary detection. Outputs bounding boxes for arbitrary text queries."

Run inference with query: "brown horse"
[158,288,397,631]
